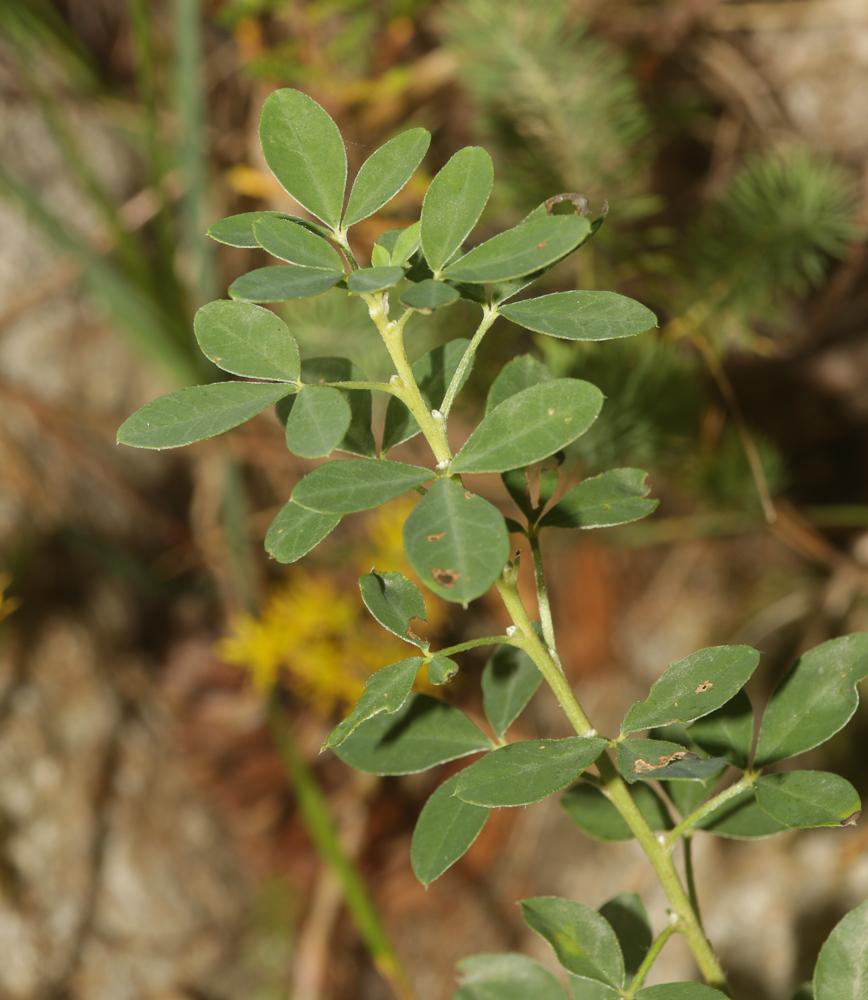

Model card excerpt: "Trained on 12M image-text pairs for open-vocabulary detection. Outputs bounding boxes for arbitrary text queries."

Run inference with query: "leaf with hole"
[229,265,343,302]
[400,279,460,312]
[500,291,657,342]
[193,300,300,382]
[264,500,342,564]
[411,772,489,888]
[616,738,727,784]
[813,900,868,1000]
[359,570,428,648]
[324,657,422,749]
[284,385,351,458]
[421,147,493,272]
[292,458,431,513]
[486,355,553,413]
[208,211,329,247]
[541,468,658,530]
[599,894,652,980]
[450,379,603,474]
[346,266,405,294]
[343,127,430,228]
[755,771,861,829]
[428,656,459,685]
[561,783,672,842]
[481,645,541,739]
[253,216,345,270]
[453,953,567,1000]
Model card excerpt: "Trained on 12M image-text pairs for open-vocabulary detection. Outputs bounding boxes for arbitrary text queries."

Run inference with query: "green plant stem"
[666,774,756,846]
[528,528,560,663]
[268,698,412,1000]
[434,635,510,658]
[625,922,677,996]
[326,380,400,395]
[440,305,499,417]
[683,835,703,929]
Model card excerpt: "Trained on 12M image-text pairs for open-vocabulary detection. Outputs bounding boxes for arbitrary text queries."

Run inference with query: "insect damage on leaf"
[633,750,689,773]
[427,532,446,542]
[432,568,461,587]
[695,680,714,693]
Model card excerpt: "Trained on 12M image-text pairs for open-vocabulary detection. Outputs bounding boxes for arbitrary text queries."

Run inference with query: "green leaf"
[284,385,351,458]
[400,278,461,312]
[793,985,814,1000]
[443,215,591,284]
[455,737,607,808]
[334,693,491,775]
[636,986,730,999]
[324,657,422,748]
[253,215,345,270]
[561,783,672,842]
[697,787,789,839]
[620,645,761,734]
[391,221,422,265]
[229,265,343,302]
[486,355,552,413]
[411,772,489,888]
[813,901,868,1000]
[118,382,294,450]
[567,982,619,1000]
[450,379,603,474]
[501,468,535,520]
[343,127,431,228]
[755,771,861,829]
[454,953,567,1000]
[359,570,428,648]
[193,300,300,382]
[481,645,541,739]
[599,894,652,980]
[540,469,658,530]
[346,266,405,293]
[286,356,376,457]
[616,738,727,784]
[264,500,342,563]
[421,147,493,272]
[500,291,657,342]
[207,211,329,247]
[292,458,431,513]
[428,656,459,685]
[382,339,470,451]
[403,479,509,603]
[259,88,346,230]
[687,691,754,767]
[520,896,625,987]
[754,634,868,766]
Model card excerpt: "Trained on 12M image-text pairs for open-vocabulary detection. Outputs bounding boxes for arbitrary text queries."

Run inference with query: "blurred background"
[1,1,867,998]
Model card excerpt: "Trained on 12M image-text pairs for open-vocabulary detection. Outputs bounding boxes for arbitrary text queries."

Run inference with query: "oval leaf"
[688,690,754,767]
[599,894,652,980]
[194,300,300,382]
[451,379,603,474]
[486,354,553,413]
[616,738,727,784]
[755,634,868,766]
[360,570,428,648]
[400,278,461,312]
[253,216,344,270]
[813,901,868,1000]
[343,127,431,228]
[697,787,789,840]
[501,291,657,341]
[541,468,658,530]
[481,644,541,740]
[454,737,607,807]
[755,771,861,829]
[428,655,459,685]
[346,266,405,294]
[208,211,329,247]
[391,221,422,265]
[292,458,430,513]
[403,479,509,603]
[286,356,376,457]
[284,385,351,458]
[561,783,672,843]
[454,953,567,1000]
[411,772,489,888]
[421,147,493,272]
[324,657,422,749]
[334,693,491,775]
[229,265,343,302]
[259,89,346,229]
[443,215,590,284]
[620,645,761,734]
[118,382,293,450]
[264,500,341,564]
[520,896,625,988]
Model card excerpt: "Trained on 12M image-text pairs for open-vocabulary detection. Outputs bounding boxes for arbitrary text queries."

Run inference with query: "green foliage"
[481,645,541,739]
[454,953,566,1000]
[562,783,671,843]
[193,300,300,381]
[291,459,430,513]
[813,901,868,1000]
[421,146,493,272]
[501,291,657,342]
[358,571,428,648]
[254,216,345,269]
[411,772,489,888]
[540,469,658,530]
[283,385,351,458]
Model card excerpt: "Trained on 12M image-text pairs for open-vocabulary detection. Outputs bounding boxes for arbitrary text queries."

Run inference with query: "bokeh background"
[1,1,867,998]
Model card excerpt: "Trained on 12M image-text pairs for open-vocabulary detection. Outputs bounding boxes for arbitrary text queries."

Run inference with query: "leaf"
[292,458,431,513]
[382,339,470,451]
[500,291,657,342]
[687,690,754,767]
[561,783,671,842]
[208,211,329,247]
[450,379,603,474]
[253,216,345,270]
[616,738,728,784]
[420,147,493,273]
[540,469,658,530]
[284,385,351,458]
[285,356,376,457]
[520,896,625,988]
[481,644,541,739]
[813,901,868,1000]
[346,266,405,293]
[486,355,552,413]
[620,645,761,734]
[391,221,422,265]
[118,382,294,450]
[428,656,459,685]
[264,500,342,564]
[193,300,300,382]
[359,570,428,648]
[598,894,652,979]
[324,658,422,748]
[411,772,489,888]
[443,215,590,284]
[454,737,607,808]
[697,787,789,840]
[755,771,861,829]
[343,127,431,228]
[259,88,346,230]
[229,265,343,302]
[793,985,814,1000]
[636,986,730,999]
[400,278,460,311]
[754,634,868,766]
[334,693,491,775]
[403,479,509,603]
[453,953,567,1000]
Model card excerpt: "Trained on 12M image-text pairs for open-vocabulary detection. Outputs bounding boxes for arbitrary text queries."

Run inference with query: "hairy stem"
[440,305,499,417]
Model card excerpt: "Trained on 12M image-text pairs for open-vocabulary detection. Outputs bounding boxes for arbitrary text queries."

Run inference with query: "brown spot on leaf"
[464,490,474,500]
[547,408,556,416]
[695,680,714,694]
[633,750,689,773]
[536,241,549,249]
[841,811,861,827]
[432,568,460,587]
[426,531,446,542]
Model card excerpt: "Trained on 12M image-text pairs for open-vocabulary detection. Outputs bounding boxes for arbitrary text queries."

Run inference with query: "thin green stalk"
[625,922,677,996]
[434,635,510,658]
[440,305,499,417]
[666,774,756,846]
[326,380,400,395]
[683,835,703,930]
[528,529,560,664]
[268,698,412,1000]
